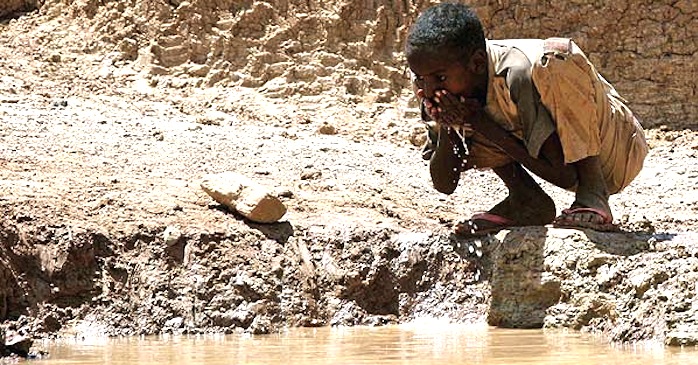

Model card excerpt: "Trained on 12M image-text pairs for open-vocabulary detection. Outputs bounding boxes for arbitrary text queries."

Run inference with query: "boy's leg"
[454,161,556,236]
[554,155,615,229]
[521,131,616,229]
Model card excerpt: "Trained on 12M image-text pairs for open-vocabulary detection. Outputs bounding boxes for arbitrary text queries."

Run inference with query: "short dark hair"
[405,3,486,62]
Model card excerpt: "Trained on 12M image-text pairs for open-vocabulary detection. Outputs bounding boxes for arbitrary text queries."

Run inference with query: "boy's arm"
[429,124,466,194]
[437,92,577,189]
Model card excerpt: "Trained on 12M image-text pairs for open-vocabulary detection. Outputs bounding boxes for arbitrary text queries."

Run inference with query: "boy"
[406,3,648,237]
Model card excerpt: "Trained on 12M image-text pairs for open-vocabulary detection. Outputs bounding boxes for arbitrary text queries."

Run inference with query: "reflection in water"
[30,320,698,365]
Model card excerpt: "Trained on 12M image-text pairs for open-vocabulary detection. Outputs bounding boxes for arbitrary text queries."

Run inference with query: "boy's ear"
[469,49,488,75]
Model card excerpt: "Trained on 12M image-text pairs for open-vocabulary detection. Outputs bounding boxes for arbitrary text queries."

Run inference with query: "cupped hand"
[435,90,481,125]
[433,91,480,137]
[416,88,441,121]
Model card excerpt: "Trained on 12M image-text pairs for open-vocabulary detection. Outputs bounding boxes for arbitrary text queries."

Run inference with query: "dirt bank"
[0,0,697,354]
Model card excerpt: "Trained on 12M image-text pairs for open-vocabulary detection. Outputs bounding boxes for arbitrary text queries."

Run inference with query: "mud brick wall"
[469,0,697,129]
[3,0,696,129]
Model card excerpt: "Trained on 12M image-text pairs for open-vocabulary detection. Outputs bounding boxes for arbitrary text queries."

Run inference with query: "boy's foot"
[454,192,556,238]
[553,206,619,232]
[453,212,514,238]
[556,155,618,232]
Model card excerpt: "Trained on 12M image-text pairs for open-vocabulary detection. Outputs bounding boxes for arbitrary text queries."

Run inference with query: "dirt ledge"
[1,215,697,348]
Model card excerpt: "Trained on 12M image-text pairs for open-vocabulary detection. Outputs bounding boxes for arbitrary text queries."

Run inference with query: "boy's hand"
[433,90,480,134]
[416,89,476,137]
[415,88,441,120]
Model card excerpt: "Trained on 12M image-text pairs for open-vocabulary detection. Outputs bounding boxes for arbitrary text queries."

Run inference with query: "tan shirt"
[482,38,648,193]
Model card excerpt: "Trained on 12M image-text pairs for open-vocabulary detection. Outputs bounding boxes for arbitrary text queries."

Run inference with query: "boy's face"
[407,48,486,101]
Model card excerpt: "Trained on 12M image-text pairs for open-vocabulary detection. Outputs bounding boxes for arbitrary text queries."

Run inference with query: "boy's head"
[406,3,485,61]
[405,3,488,100]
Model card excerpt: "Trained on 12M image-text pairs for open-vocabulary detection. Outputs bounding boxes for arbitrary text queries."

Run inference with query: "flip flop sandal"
[454,212,515,238]
[553,207,619,232]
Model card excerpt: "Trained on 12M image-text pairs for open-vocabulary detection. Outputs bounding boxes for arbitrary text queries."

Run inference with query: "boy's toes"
[568,211,602,224]
[553,207,618,232]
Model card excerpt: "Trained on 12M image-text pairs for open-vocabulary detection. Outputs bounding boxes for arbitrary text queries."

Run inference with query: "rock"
[275,188,294,198]
[234,187,287,224]
[117,38,139,61]
[247,316,271,334]
[665,328,698,346]
[187,64,211,77]
[164,317,184,329]
[317,122,337,135]
[196,110,235,126]
[300,169,321,180]
[147,65,169,76]
[408,123,427,147]
[200,172,287,223]
[5,333,32,357]
[487,228,563,328]
[52,99,68,107]
[163,225,182,246]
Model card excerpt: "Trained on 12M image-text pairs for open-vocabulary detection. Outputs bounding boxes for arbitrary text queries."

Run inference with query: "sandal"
[454,212,515,238]
[553,207,619,232]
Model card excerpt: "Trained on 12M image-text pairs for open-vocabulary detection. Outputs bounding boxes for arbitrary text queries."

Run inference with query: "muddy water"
[31,322,698,365]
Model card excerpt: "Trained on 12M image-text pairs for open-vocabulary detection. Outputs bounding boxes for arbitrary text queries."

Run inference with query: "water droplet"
[468,245,474,253]
[476,249,483,258]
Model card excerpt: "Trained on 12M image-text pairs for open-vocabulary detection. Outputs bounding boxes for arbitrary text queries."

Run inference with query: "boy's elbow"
[430,163,459,194]
[432,180,457,195]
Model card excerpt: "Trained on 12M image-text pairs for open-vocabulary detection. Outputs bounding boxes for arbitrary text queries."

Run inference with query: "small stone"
[235,186,288,224]
[163,225,182,246]
[164,317,184,328]
[188,64,211,77]
[629,272,652,296]
[665,330,698,346]
[5,333,32,357]
[148,65,169,75]
[53,99,68,107]
[317,122,337,135]
[117,38,139,60]
[276,188,294,198]
[247,316,271,334]
[409,124,428,147]
[300,169,321,180]
[196,110,235,126]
